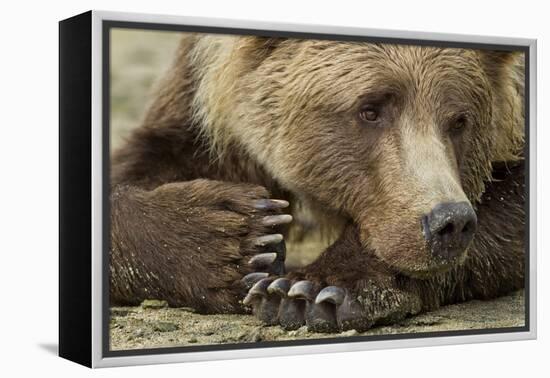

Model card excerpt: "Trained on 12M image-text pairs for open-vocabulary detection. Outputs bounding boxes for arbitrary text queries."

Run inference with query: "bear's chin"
[389,250,470,280]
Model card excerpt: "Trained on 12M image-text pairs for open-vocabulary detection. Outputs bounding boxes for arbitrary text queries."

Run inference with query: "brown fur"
[110,34,525,323]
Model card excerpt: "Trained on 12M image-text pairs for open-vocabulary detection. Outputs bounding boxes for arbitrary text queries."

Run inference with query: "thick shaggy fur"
[110,35,525,326]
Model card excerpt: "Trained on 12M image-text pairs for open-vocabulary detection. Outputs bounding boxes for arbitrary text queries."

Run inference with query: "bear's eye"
[359,106,379,123]
[450,114,468,133]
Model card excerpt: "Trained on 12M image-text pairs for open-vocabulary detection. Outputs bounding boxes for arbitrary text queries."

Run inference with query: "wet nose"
[422,202,477,260]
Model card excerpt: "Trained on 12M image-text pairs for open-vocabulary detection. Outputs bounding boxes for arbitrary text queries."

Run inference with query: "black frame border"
[101,20,531,359]
[59,11,93,367]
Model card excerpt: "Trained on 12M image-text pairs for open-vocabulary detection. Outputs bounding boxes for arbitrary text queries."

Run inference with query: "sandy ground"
[109,290,524,351]
[109,31,525,352]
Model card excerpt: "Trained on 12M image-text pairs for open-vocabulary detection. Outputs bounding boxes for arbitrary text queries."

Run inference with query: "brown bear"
[110,34,525,332]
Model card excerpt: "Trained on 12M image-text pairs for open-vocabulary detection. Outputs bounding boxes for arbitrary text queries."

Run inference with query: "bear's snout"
[422,202,477,261]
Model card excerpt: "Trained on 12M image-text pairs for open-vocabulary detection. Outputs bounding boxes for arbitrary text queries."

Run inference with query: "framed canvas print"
[59,10,537,368]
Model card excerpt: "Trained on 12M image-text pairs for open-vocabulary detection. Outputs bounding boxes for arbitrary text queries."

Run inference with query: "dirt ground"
[109,290,524,351]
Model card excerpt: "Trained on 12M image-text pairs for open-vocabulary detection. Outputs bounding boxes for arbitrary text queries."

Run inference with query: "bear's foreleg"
[110,179,291,314]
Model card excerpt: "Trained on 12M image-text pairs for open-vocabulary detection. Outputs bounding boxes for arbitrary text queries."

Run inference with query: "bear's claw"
[287,280,316,300]
[315,286,345,305]
[243,277,281,325]
[246,236,286,275]
[248,252,278,267]
[243,201,365,331]
[260,214,293,226]
[248,201,289,275]
[252,199,289,210]
[244,198,289,280]
[253,234,284,246]
[243,277,273,304]
[244,277,376,333]
[267,277,291,295]
[242,272,269,288]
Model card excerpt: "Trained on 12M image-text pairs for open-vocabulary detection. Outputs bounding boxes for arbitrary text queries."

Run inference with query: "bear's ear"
[477,50,525,164]
[478,50,520,85]
[234,36,284,70]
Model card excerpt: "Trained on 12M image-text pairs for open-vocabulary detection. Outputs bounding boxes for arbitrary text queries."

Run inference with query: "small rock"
[110,308,132,317]
[178,307,196,313]
[153,322,179,332]
[287,326,308,337]
[340,329,359,337]
[237,332,248,341]
[236,327,263,342]
[249,328,263,342]
[135,328,145,338]
[406,315,444,327]
[141,299,169,309]
[188,337,198,343]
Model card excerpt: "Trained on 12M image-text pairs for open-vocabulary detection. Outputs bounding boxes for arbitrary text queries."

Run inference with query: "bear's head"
[192,36,524,277]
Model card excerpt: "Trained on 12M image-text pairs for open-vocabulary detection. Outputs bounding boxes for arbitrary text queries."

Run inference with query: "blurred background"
[110,28,183,151]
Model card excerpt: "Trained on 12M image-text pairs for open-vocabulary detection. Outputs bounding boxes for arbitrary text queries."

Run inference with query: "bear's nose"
[422,202,477,261]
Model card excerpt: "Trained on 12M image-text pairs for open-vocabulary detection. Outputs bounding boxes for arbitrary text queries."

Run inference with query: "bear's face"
[198,38,521,277]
